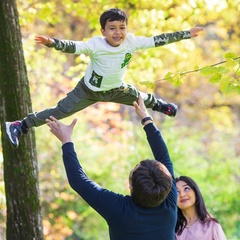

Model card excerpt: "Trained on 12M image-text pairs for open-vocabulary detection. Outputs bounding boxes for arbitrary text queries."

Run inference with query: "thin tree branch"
[155,56,240,83]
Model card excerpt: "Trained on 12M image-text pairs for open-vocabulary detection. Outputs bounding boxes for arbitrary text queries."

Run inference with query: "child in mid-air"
[6,8,203,148]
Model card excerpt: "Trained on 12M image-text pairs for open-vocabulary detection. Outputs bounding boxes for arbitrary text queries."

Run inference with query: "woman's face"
[176,180,196,210]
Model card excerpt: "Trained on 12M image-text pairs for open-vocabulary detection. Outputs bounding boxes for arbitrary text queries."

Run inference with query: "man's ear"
[101,28,105,36]
[129,183,132,193]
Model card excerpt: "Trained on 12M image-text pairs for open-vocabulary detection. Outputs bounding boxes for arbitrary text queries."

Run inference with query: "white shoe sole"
[5,122,19,148]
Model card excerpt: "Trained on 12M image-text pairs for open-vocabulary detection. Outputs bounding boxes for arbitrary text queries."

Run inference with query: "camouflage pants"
[24,77,157,128]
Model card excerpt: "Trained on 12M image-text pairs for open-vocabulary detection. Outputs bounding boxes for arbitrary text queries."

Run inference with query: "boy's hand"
[35,35,54,46]
[190,27,204,37]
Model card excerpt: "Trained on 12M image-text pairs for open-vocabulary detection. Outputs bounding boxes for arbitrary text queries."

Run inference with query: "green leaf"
[209,73,221,83]
[219,81,232,94]
[140,81,155,90]
[219,76,239,94]
[164,72,174,80]
[193,65,200,70]
[164,71,184,86]
[200,66,213,76]
[225,52,238,59]
[172,78,184,86]
[215,66,229,74]
[225,59,239,68]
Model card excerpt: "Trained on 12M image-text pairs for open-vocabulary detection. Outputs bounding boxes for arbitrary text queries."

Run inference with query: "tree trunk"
[0,0,43,239]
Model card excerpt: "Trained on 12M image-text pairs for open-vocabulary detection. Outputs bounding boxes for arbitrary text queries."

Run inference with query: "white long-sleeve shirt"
[51,31,191,91]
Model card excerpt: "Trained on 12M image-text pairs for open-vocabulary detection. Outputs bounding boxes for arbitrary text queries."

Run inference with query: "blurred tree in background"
[0,0,239,239]
[0,0,43,239]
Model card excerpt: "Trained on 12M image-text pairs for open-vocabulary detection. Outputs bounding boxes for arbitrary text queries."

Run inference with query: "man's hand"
[133,95,149,120]
[190,27,204,38]
[46,116,78,144]
[35,35,54,46]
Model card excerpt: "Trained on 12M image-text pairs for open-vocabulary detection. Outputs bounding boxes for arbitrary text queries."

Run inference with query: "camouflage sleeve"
[153,30,191,47]
[47,38,76,53]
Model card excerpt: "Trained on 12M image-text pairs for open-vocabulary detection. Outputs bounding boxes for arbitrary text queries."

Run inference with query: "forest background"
[0,0,240,239]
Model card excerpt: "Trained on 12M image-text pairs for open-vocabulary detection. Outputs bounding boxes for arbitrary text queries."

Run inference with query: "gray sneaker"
[5,121,23,148]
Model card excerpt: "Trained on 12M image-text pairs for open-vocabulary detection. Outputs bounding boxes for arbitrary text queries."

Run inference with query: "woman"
[175,176,227,240]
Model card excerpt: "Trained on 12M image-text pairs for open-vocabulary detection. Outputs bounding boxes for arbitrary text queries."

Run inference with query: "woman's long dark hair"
[175,176,219,235]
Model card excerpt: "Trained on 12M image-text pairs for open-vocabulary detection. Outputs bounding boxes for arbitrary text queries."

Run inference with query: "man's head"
[100,8,128,30]
[129,159,172,208]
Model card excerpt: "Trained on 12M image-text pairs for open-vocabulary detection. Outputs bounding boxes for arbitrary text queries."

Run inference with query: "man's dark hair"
[100,8,128,29]
[130,159,172,208]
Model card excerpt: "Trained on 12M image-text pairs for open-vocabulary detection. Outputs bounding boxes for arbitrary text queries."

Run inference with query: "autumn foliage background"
[0,0,240,239]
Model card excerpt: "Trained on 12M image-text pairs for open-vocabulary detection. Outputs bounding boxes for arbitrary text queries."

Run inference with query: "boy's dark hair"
[130,159,172,208]
[175,176,219,234]
[100,8,128,30]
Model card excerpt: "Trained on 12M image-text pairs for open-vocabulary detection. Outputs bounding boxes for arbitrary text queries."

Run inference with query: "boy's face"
[101,20,127,47]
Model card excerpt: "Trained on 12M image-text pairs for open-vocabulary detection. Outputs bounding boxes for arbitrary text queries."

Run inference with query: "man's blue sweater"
[62,123,177,240]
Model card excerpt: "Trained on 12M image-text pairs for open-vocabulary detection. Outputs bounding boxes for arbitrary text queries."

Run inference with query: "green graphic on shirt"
[121,53,132,68]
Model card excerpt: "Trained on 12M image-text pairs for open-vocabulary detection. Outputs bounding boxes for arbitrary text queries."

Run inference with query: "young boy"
[6,8,203,148]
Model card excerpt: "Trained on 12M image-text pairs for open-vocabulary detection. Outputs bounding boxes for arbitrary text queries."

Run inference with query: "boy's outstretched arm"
[35,35,77,53]
[153,27,204,47]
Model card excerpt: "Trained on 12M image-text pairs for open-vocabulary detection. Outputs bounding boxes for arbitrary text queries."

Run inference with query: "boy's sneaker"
[152,99,178,117]
[5,121,24,148]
